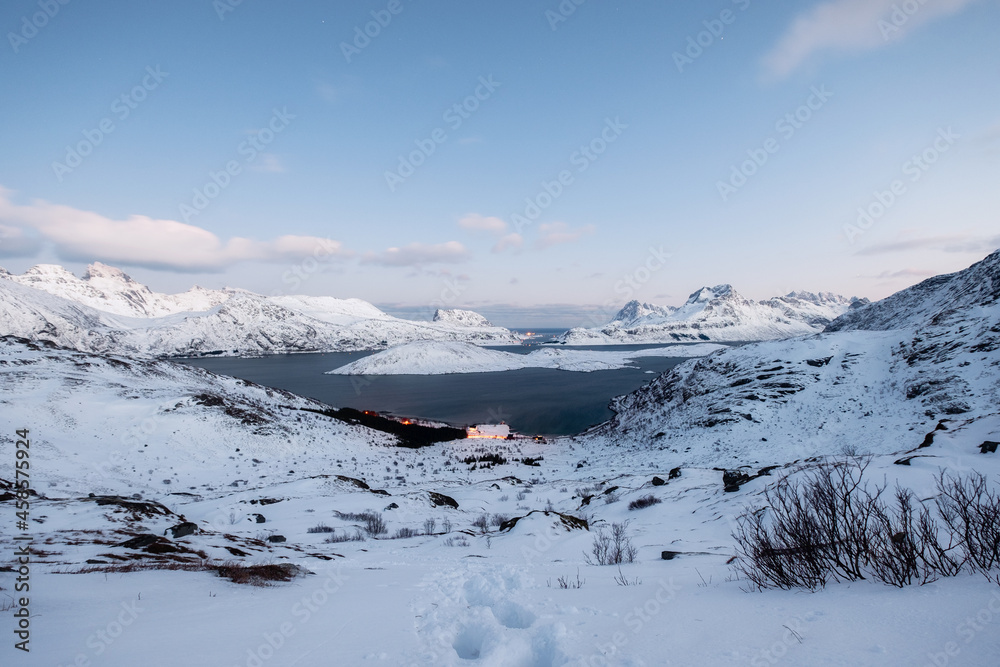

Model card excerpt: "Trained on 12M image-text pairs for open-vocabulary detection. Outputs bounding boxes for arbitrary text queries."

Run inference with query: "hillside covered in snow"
[327,339,725,375]
[592,249,1000,468]
[0,263,520,357]
[556,286,865,344]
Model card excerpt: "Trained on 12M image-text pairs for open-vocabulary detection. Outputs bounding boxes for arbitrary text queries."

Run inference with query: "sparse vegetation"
[444,536,469,547]
[628,494,661,511]
[216,561,302,586]
[550,570,585,589]
[423,518,436,535]
[324,529,365,543]
[586,521,638,566]
[334,510,388,537]
[392,527,419,539]
[472,514,491,533]
[731,459,1000,590]
[307,523,335,533]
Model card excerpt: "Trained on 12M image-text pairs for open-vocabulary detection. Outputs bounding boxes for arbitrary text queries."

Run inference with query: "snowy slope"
[557,286,863,344]
[592,250,1000,468]
[826,248,1000,332]
[326,340,726,375]
[2,331,1000,666]
[0,263,521,356]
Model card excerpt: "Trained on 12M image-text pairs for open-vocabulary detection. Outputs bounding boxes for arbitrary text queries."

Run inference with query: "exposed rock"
[165,522,198,539]
[429,492,459,509]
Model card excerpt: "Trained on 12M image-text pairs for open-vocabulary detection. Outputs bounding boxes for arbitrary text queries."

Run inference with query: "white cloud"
[0,223,42,258]
[0,187,351,271]
[535,222,595,249]
[763,0,980,79]
[458,213,507,233]
[856,233,1000,256]
[248,153,287,174]
[492,233,523,253]
[362,241,470,267]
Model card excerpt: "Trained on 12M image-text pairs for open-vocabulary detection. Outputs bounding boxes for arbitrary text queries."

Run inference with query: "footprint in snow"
[411,565,569,666]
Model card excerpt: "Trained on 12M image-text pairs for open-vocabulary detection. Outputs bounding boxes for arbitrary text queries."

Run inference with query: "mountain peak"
[686,284,735,304]
[83,262,137,284]
[23,264,79,279]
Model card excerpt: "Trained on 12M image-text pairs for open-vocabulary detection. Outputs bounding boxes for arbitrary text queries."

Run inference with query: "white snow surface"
[326,340,726,375]
[2,250,1000,667]
[557,286,865,344]
[1,332,999,666]
[0,263,520,356]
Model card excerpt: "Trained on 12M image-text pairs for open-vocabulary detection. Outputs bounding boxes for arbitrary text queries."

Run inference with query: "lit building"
[466,423,510,439]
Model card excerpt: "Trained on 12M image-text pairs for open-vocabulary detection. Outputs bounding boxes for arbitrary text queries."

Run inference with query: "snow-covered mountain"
[432,308,494,327]
[0,263,520,356]
[592,250,1000,467]
[555,285,864,344]
[2,262,230,317]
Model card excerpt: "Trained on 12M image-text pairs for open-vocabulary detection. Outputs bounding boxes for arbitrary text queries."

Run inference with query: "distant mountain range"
[0,263,520,357]
[555,285,867,344]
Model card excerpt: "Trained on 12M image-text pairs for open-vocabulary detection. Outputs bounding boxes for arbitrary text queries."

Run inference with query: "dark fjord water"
[178,341,708,437]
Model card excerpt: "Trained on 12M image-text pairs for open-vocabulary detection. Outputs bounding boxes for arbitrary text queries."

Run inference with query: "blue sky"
[0,0,997,327]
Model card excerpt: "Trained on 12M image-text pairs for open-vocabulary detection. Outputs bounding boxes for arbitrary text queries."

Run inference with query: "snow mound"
[326,340,725,375]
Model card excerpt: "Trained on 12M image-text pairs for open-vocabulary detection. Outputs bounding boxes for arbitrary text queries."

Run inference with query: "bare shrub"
[307,523,335,534]
[586,521,638,566]
[628,494,661,511]
[216,562,299,586]
[550,570,585,589]
[731,459,997,590]
[324,529,365,543]
[935,471,1000,576]
[490,513,510,528]
[423,518,436,535]
[392,527,419,539]
[472,514,490,533]
[364,512,387,537]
